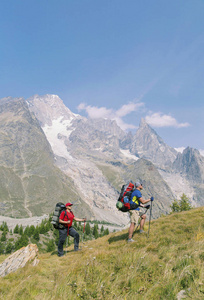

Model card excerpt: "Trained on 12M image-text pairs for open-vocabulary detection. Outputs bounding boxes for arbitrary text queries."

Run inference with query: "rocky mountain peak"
[27,94,79,126]
[183,146,200,157]
[139,118,150,129]
[130,117,177,168]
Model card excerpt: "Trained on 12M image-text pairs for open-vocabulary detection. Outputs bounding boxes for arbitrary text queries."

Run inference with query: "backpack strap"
[63,210,70,236]
[63,210,67,221]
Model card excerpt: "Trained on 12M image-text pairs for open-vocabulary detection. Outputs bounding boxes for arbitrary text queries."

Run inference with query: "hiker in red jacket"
[58,203,86,257]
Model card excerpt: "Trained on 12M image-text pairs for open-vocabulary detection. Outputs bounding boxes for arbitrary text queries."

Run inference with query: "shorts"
[129,210,143,224]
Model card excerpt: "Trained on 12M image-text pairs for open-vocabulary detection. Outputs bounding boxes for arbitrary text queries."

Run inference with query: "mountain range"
[0,94,203,225]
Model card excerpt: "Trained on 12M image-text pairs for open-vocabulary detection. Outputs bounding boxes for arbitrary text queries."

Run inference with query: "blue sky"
[1,0,204,152]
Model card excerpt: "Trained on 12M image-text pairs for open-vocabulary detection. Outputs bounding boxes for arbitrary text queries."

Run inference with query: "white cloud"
[77,102,190,132]
[116,102,144,118]
[77,101,144,130]
[145,112,190,128]
[78,104,113,119]
[77,103,86,110]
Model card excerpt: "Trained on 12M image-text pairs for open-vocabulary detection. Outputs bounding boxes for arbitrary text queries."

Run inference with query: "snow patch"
[199,149,204,157]
[42,116,74,160]
[120,149,139,161]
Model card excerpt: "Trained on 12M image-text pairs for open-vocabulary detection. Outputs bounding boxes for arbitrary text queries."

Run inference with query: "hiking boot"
[139,230,146,234]
[128,238,135,242]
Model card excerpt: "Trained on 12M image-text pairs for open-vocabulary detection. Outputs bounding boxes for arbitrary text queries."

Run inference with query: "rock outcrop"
[0,244,39,277]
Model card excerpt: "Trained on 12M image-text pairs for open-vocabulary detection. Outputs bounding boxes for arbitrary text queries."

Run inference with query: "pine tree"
[1,231,7,242]
[15,235,29,250]
[85,222,91,235]
[39,223,46,234]
[14,224,19,234]
[100,225,104,233]
[6,242,13,254]
[53,229,59,246]
[170,194,192,213]
[19,225,24,235]
[28,225,35,236]
[180,193,192,211]
[24,226,30,236]
[170,199,180,213]
[0,221,9,232]
[93,224,99,239]
[104,228,109,236]
[33,227,40,241]
[45,221,52,232]
[0,242,4,254]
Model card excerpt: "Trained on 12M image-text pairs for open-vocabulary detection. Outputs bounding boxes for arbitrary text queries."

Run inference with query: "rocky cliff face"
[172,147,204,206]
[173,147,204,183]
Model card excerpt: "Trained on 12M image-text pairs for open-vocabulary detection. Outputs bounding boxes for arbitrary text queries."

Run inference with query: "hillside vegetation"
[0,207,203,300]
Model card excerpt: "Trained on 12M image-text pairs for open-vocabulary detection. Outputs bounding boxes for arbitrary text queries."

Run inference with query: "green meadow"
[0,207,203,300]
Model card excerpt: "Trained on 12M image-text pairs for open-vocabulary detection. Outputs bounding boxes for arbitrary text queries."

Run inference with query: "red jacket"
[59,210,75,228]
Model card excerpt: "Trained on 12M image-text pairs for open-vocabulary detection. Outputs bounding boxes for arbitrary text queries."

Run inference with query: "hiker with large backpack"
[128,182,154,242]
[116,181,139,212]
[58,203,86,257]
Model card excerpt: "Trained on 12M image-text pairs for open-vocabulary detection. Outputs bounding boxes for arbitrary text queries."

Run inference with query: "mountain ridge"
[0,94,203,223]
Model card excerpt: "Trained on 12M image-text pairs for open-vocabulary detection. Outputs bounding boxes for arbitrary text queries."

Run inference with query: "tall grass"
[0,207,203,299]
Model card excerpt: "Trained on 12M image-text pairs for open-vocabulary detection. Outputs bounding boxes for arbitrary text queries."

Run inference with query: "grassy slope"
[0,207,203,300]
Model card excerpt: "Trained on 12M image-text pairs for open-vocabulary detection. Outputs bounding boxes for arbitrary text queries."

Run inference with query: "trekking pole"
[82,220,86,244]
[148,201,153,238]
[66,227,69,255]
[65,236,68,255]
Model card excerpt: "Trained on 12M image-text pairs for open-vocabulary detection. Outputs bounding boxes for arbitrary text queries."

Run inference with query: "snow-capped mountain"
[27,95,129,224]
[27,95,204,211]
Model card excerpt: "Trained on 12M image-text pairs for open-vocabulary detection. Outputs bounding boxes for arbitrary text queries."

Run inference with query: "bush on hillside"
[46,240,55,252]
[170,193,192,213]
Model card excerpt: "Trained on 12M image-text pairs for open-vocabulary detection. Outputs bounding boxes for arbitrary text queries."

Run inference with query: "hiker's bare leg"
[128,222,135,239]
[140,215,146,230]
